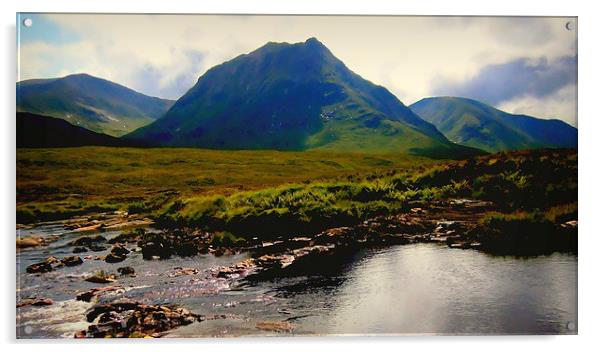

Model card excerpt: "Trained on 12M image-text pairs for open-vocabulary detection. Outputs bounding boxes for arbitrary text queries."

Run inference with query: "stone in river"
[61,255,83,267]
[17,297,54,308]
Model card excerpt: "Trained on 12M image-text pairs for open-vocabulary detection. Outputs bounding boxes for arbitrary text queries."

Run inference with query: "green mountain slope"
[17,74,174,136]
[410,97,577,153]
[127,38,481,158]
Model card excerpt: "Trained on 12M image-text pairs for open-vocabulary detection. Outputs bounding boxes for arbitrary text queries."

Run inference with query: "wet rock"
[25,256,61,273]
[26,262,53,273]
[61,255,83,267]
[85,272,117,283]
[105,252,127,263]
[73,246,88,253]
[167,267,199,277]
[88,244,107,252]
[140,241,170,260]
[255,321,295,333]
[68,235,106,247]
[75,299,202,338]
[17,297,53,308]
[110,244,130,256]
[16,235,59,249]
[117,266,136,276]
[76,286,124,302]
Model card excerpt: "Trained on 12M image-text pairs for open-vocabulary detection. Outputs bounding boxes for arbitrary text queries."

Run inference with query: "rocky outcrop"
[74,299,202,338]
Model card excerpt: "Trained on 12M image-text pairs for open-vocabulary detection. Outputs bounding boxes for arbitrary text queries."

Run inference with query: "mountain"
[127,38,481,158]
[410,97,577,153]
[17,74,174,137]
[17,112,134,148]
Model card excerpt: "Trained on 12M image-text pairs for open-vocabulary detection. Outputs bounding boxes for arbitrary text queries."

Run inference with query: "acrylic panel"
[16,13,577,338]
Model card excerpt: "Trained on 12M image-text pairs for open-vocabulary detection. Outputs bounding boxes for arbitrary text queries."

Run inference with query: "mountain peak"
[127,39,476,158]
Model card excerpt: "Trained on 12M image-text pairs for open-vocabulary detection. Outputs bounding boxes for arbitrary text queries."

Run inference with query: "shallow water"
[16,224,577,338]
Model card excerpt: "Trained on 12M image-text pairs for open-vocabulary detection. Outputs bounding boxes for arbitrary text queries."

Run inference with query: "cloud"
[432,55,576,105]
[18,13,577,121]
[498,84,577,127]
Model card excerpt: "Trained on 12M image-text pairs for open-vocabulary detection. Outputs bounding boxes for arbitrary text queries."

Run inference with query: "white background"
[1,0,600,351]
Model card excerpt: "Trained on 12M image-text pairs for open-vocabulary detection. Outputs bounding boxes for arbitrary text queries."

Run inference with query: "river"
[16,224,577,338]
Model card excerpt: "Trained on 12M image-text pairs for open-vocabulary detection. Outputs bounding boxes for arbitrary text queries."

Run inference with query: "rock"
[88,244,107,252]
[140,241,170,260]
[76,286,124,302]
[16,235,59,249]
[85,272,117,283]
[110,244,130,256]
[117,266,136,276]
[26,262,53,273]
[255,321,295,333]
[68,235,106,247]
[73,246,88,253]
[105,252,127,263]
[75,300,201,338]
[61,256,83,267]
[167,267,198,277]
[25,256,61,273]
[16,237,43,249]
[17,297,53,308]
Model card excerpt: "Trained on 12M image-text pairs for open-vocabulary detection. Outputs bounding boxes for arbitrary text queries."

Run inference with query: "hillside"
[17,74,174,136]
[410,97,577,153]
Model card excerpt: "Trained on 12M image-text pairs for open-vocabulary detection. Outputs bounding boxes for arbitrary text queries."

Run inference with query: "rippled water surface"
[16,224,577,337]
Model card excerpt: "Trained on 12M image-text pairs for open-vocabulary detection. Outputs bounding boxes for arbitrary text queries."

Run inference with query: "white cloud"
[18,14,577,118]
[498,84,577,127]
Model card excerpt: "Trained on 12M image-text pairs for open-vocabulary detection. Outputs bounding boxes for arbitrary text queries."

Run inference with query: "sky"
[17,14,577,126]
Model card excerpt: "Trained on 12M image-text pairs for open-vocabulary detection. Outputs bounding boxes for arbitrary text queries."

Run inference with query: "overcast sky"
[18,14,577,126]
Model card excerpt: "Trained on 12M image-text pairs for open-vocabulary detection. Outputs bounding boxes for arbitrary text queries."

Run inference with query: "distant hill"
[127,38,482,158]
[410,97,577,153]
[17,112,134,148]
[17,74,174,137]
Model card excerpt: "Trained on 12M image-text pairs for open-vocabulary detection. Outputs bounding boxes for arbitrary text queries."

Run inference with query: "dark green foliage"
[475,211,577,255]
[410,97,577,152]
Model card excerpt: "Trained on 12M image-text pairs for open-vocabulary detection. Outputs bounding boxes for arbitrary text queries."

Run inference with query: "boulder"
[61,256,83,267]
[105,253,127,263]
[73,246,88,253]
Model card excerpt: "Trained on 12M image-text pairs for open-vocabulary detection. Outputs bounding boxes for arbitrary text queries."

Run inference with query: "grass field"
[16,147,437,223]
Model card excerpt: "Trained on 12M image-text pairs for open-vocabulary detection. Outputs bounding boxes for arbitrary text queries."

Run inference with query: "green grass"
[156,149,577,238]
[16,147,436,223]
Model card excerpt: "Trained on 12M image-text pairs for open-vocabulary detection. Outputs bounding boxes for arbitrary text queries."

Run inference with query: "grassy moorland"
[17,147,577,254]
[16,147,436,223]
[156,149,577,241]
